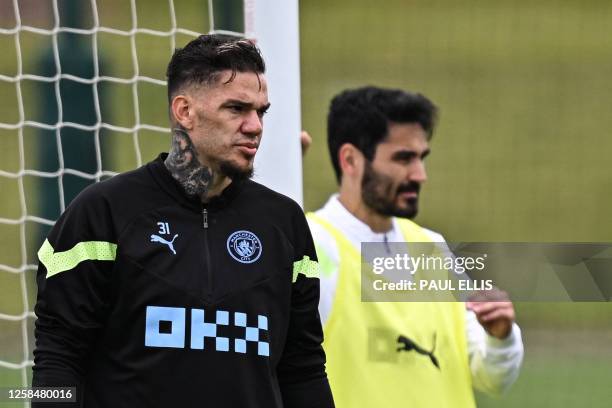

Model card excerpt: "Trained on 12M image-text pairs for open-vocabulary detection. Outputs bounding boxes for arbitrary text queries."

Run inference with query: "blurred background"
[1,0,611,406]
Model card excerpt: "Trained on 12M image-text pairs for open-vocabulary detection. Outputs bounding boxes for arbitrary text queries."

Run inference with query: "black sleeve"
[31,187,116,407]
[277,205,335,408]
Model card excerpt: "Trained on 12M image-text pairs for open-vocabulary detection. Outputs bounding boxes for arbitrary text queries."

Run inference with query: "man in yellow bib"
[307,86,523,407]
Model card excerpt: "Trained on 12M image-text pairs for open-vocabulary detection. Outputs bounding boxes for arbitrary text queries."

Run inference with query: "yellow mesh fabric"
[38,239,117,278]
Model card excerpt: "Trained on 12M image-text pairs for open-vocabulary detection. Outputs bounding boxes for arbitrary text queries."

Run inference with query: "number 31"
[157,222,170,235]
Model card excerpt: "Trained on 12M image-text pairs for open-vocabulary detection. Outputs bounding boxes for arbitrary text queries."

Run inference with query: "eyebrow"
[391,148,430,161]
[222,99,271,112]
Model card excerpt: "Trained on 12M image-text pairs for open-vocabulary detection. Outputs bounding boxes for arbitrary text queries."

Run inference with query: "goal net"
[0,0,301,400]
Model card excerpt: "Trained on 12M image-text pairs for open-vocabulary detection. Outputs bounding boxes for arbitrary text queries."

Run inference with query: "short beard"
[219,160,254,182]
[361,161,419,219]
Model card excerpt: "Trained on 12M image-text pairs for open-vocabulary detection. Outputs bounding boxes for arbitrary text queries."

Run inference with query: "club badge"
[227,230,262,264]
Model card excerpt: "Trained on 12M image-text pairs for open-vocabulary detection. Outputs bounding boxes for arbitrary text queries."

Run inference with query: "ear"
[170,95,193,130]
[338,143,364,179]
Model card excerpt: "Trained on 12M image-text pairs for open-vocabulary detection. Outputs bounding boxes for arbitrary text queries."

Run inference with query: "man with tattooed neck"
[32,35,334,408]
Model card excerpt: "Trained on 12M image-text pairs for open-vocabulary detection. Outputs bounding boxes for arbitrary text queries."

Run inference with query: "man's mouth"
[235,142,258,156]
[398,191,418,199]
[397,183,420,199]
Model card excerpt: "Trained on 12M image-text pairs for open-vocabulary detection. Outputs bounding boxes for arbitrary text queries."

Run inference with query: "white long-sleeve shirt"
[309,195,524,396]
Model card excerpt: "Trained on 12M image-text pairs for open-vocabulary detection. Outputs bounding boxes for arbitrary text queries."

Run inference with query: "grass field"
[2,0,612,406]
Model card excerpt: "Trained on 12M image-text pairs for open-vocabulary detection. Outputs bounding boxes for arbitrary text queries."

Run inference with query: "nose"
[241,110,263,136]
[411,160,427,183]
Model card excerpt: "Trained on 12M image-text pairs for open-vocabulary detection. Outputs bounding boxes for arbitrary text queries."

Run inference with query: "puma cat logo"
[397,334,439,370]
[150,234,179,255]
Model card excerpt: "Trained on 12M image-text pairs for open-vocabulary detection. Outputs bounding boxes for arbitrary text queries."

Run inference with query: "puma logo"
[150,234,179,255]
[397,334,439,369]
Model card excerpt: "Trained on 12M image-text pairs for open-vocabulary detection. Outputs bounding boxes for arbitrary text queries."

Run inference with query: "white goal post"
[246,0,303,205]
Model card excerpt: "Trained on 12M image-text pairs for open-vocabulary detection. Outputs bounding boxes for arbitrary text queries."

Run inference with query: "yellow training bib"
[308,213,475,408]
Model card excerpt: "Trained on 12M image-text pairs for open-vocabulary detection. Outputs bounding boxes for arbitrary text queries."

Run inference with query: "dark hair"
[327,86,438,183]
[166,34,265,103]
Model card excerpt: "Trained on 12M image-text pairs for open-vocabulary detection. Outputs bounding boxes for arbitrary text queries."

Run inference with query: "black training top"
[32,154,334,408]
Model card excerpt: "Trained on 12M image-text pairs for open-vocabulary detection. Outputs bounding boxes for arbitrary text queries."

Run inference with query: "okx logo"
[144,306,270,357]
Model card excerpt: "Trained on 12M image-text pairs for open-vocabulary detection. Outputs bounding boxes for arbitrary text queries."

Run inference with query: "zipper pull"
[202,208,208,228]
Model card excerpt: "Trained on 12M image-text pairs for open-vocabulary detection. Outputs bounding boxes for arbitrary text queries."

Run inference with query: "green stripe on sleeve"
[38,239,117,279]
[292,255,320,283]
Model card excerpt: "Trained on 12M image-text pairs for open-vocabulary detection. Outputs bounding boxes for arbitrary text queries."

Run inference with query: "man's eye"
[257,108,268,118]
[228,105,244,113]
[394,156,415,164]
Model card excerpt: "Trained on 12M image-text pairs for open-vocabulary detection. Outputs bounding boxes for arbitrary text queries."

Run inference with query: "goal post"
[246,0,303,205]
[0,0,302,398]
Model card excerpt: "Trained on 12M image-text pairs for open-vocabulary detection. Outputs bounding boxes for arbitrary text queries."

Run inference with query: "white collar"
[315,194,405,249]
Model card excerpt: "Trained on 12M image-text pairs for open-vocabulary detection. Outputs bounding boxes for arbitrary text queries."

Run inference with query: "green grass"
[300,0,612,242]
[2,0,612,405]
[0,368,28,408]
[477,354,612,407]
[477,329,612,407]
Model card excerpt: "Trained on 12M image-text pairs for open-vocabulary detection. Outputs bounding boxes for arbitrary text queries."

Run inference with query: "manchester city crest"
[227,230,263,264]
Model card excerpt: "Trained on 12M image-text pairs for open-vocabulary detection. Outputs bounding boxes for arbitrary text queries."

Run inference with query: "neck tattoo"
[165,127,214,201]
